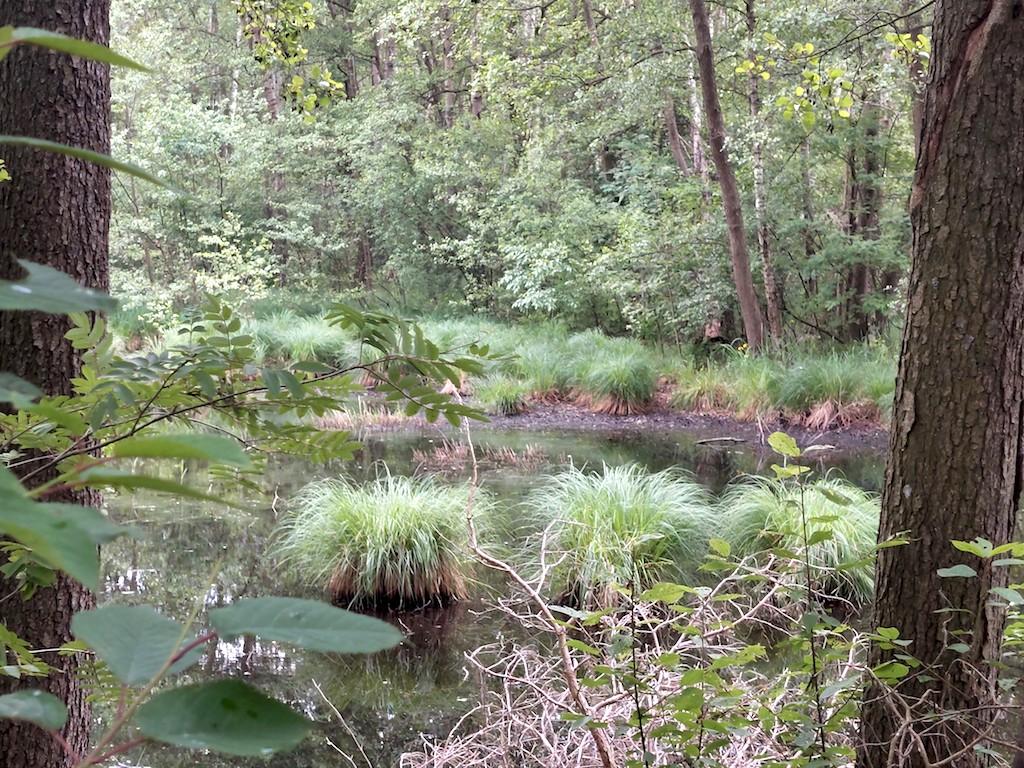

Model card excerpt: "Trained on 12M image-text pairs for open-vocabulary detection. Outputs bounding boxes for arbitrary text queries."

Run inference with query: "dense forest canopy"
[109,0,923,345]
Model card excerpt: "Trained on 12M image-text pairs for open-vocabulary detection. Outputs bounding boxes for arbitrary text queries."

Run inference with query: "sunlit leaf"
[768,432,800,458]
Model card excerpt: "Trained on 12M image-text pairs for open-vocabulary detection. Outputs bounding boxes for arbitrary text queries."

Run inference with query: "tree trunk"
[663,92,691,176]
[857,3,1024,767]
[688,0,763,351]
[745,0,781,346]
[841,95,883,341]
[0,1,111,766]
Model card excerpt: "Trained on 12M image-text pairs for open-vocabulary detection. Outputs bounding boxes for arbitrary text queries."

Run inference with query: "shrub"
[276,473,487,609]
[525,464,715,607]
[719,476,880,604]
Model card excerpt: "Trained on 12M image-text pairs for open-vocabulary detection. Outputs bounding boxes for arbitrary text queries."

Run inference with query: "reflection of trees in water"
[307,604,478,767]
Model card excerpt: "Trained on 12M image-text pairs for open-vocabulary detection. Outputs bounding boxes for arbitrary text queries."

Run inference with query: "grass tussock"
[575,351,657,415]
[719,476,880,604]
[474,375,530,416]
[526,464,715,608]
[276,472,487,609]
[672,348,894,428]
[245,310,356,366]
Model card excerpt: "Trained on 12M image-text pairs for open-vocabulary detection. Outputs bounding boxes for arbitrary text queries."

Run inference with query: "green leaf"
[872,661,910,681]
[708,538,731,557]
[76,468,235,506]
[771,463,811,479]
[41,503,131,544]
[937,565,977,578]
[952,538,993,558]
[135,680,313,756]
[72,606,203,685]
[0,373,42,409]
[0,136,176,191]
[0,259,117,313]
[0,690,67,730]
[0,27,150,70]
[209,597,403,653]
[109,434,251,467]
[990,587,1024,605]
[639,582,690,604]
[768,432,801,458]
[815,487,851,506]
[0,498,113,589]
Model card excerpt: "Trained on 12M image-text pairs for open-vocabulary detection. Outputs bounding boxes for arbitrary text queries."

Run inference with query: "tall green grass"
[244,310,355,366]
[719,476,880,604]
[474,375,530,415]
[672,348,895,427]
[276,473,488,609]
[575,349,657,415]
[526,464,715,607]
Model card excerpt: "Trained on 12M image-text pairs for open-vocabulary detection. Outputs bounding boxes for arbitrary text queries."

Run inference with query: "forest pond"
[101,424,885,768]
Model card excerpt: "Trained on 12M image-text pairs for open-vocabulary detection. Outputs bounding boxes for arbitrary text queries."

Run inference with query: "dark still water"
[100,425,884,768]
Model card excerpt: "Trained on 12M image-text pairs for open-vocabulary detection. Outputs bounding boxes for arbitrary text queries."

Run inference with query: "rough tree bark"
[857,2,1024,767]
[0,1,111,767]
[688,0,764,351]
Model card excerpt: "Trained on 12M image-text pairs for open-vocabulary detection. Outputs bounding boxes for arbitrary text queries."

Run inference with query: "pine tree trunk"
[857,2,1024,766]
[0,1,111,766]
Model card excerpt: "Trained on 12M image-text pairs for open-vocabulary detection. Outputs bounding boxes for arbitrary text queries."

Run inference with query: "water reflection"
[101,426,883,767]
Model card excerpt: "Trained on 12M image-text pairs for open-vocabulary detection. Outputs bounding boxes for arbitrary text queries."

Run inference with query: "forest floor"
[476,395,889,456]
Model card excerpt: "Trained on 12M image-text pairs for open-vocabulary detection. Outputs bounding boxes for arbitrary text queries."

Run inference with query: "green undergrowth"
[671,347,895,427]
[719,475,880,604]
[110,305,896,428]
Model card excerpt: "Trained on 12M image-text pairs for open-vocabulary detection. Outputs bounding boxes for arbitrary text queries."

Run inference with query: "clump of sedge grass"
[276,473,487,609]
[526,464,715,608]
[575,350,657,415]
[475,375,530,416]
[719,476,879,604]
[245,310,355,366]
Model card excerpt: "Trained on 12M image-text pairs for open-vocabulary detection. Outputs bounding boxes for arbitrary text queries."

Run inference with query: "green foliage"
[525,464,715,607]
[575,347,657,416]
[672,346,895,427]
[720,476,880,604]
[474,375,529,416]
[276,473,489,608]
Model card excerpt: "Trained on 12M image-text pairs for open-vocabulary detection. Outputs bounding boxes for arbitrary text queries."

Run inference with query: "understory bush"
[276,472,489,608]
